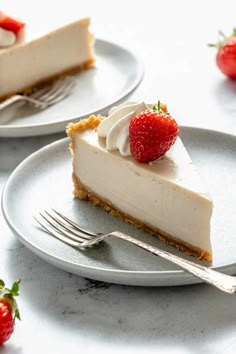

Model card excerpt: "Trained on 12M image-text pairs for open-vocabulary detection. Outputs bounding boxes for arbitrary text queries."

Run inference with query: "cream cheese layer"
[73,127,213,255]
[0,18,94,98]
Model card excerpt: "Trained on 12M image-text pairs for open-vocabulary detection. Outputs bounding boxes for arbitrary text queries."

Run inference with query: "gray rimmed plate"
[2,126,236,286]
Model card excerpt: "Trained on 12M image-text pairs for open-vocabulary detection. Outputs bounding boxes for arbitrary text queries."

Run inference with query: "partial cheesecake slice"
[67,102,213,261]
[0,16,95,101]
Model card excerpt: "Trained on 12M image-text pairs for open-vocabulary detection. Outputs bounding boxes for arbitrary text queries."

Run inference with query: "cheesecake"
[67,101,213,261]
[0,12,95,101]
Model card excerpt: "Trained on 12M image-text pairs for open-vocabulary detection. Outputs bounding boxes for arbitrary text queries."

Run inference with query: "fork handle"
[112,231,236,294]
[0,95,22,110]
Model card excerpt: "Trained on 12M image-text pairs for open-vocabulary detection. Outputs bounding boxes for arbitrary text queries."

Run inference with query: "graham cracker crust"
[0,57,95,102]
[67,114,103,136]
[72,172,212,262]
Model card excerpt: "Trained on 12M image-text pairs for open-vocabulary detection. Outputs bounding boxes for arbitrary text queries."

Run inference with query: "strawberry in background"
[0,279,21,345]
[209,28,236,79]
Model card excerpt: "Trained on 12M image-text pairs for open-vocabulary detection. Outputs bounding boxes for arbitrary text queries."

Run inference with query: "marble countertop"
[1,0,236,353]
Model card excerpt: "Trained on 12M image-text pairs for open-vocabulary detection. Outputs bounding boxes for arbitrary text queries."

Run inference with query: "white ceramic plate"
[0,39,143,138]
[2,127,236,286]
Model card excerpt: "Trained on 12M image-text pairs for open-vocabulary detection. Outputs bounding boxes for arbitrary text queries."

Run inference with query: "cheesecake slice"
[67,102,213,261]
[0,15,95,101]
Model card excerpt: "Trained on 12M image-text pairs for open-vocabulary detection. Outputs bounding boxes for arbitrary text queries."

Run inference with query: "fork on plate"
[0,76,76,111]
[34,209,236,294]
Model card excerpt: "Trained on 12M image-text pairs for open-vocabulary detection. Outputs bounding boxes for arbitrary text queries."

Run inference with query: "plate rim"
[2,126,236,286]
[0,38,144,138]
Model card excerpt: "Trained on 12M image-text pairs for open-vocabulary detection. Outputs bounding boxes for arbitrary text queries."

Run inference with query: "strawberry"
[129,102,179,163]
[209,28,236,79]
[0,279,20,345]
[0,12,25,34]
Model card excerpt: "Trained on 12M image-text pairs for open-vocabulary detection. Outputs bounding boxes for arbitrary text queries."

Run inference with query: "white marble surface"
[1,0,236,353]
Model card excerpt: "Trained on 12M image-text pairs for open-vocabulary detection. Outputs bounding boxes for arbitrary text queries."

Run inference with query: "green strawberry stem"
[208,27,236,49]
[152,101,169,115]
[0,279,21,320]
[153,100,163,112]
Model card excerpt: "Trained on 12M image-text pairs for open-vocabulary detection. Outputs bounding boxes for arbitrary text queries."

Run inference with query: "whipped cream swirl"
[97,101,149,156]
[0,27,16,47]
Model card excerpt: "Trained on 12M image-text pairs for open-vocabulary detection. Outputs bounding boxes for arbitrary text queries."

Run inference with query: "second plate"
[0,39,144,137]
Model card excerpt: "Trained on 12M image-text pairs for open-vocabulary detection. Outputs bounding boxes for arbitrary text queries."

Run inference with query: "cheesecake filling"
[67,104,213,261]
[68,113,213,260]
[0,18,94,100]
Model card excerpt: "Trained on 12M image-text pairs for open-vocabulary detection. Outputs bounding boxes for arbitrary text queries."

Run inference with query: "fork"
[34,209,236,294]
[0,76,76,111]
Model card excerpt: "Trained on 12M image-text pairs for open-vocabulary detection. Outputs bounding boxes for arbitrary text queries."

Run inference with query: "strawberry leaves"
[0,279,21,320]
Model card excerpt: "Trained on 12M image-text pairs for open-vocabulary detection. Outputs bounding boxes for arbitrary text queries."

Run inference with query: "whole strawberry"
[129,102,179,163]
[209,28,236,79]
[0,279,20,345]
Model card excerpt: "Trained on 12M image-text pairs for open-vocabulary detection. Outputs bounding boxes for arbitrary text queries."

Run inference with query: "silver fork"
[34,209,236,294]
[0,76,76,111]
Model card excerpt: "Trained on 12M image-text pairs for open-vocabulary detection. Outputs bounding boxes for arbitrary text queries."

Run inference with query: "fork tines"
[34,209,93,248]
[31,76,76,106]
